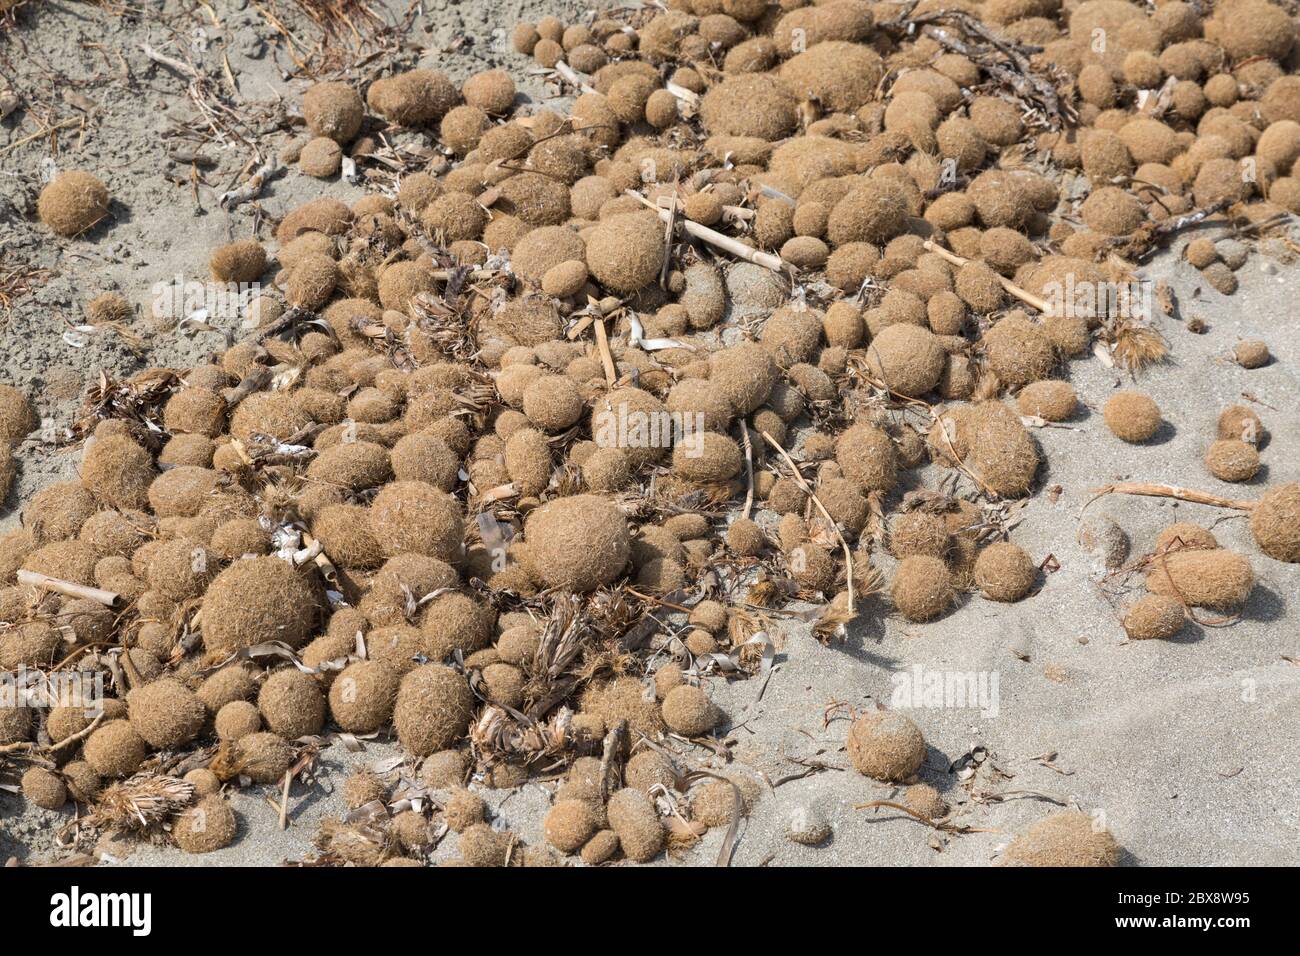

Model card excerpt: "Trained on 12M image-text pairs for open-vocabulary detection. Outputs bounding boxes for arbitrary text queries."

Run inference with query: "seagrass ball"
[606,787,664,862]
[327,660,397,738]
[544,799,599,854]
[891,555,954,621]
[522,494,630,591]
[173,795,238,853]
[973,541,1035,602]
[1000,811,1121,867]
[201,556,320,653]
[1249,482,1300,562]
[258,668,326,739]
[1145,548,1254,608]
[83,719,147,778]
[21,767,67,810]
[846,710,926,781]
[661,684,721,737]
[127,678,206,749]
[38,170,110,237]
[215,700,261,741]
[235,731,296,783]
[369,481,464,561]
[1104,391,1162,443]
[1123,594,1186,640]
[1205,439,1260,482]
[393,664,474,756]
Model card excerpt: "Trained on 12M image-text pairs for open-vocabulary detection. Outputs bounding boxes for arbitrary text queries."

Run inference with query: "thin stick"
[760,431,854,615]
[658,195,676,289]
[592,318,617,386]
[737,421,755,521]
[49,712,106,753]
[0,118,80,157]
[140,43,200,79]
[16,571,118,606]
[597,719,626,802]
[625,190,789,273]
[218,157,280,210]
[279,770,291,830]
[922,240,1051,312]
[1087,482,1256,512]
[624,588,693,614]
[854,799,995,833]
[0,712,104,756]
[553,60,598,95]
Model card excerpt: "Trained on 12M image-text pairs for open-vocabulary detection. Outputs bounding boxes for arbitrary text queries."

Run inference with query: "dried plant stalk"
[1088,482,1256,512]
[922,240,1051,312]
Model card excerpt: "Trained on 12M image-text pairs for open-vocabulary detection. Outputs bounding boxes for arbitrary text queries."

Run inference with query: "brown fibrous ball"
[1000,811,1121,867]
[846,710,927,782]
[38,170,110,237]
[1103,391,1162,443]
[1249,482,1300,563]
[1123,594,1186,640]
[891,555,954,621]
[973,541,1035,602]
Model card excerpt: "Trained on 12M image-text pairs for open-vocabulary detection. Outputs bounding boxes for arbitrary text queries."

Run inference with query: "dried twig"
[1086,482,1256,513]
[625,191,789,273]
[737,420,755,521]
[219,157,282,209]
[760,431,854,615]
[16,570,118,606]
[592,318,617,387]
[923,240,1051,312]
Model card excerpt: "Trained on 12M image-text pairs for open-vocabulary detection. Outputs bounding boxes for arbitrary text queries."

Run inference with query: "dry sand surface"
[0,0,1297,867]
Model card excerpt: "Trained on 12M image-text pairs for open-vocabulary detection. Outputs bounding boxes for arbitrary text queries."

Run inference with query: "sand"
[1,0,1298,868]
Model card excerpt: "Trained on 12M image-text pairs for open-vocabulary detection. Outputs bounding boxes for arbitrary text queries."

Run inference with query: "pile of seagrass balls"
[6,0,1300,866]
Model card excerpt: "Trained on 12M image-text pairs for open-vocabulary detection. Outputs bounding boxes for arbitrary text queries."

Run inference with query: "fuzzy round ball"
[544,799,599,854]
[973,542,1035,602]
[304,81,365,143]
[865,324,945,398]
[128,678,206,749]
[173,795,238,853]
[83,720,147,778]
[1123,594,1186,640]
[38,170,110,237]
[890,512,949,559]
[983,316,1055,387]
[22,767,68,810]
[1249,482,1300,562]
[522,494,630,592]
[661,684,721,737]
[699,74,797,141]
[258,668,326,739]
[369,481,464,561]
[1016,381,1077,421]
[81,435,154,511]
[846,710,926,782]
[366,69,458,126]
[393,664,474,756]
[1103,391,1162,443]
[585,214,662,293]
[1000,811,1121,867]
[606,787,665,863]
[523,374,583,432]
[1233,340,1270,369]
[891,555,954,622]
[709,341,778,416]
[1145,548,1254,609]
[214,700,261,741]
[836,423,898,494]
[1205,439,1260,483]
[201,556,320,653]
